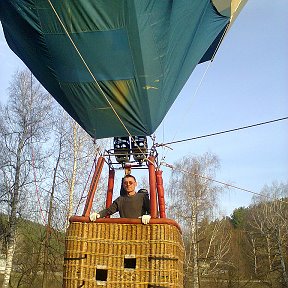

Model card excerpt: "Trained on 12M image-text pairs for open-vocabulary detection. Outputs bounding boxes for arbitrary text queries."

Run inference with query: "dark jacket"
[99,192,150,218]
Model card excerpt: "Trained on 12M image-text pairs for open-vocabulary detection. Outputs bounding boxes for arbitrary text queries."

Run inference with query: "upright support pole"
[82,156,105,217]
[156,170,166,218]
[105,169,115,218]
[148,156,158,218]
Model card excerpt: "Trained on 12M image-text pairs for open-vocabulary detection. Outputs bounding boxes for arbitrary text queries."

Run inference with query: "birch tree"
[48,110,107,230]
[61,118,106,223]
[0,69,52,288]
[247,182,288,287]
[39,107,106,287]
[167,152,223,288]
[198,218,232,275]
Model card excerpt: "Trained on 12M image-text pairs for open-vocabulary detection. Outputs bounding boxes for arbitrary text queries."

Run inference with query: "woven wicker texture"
[63,222,184,288]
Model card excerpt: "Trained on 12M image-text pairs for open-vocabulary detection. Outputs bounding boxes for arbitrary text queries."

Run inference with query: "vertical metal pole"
[82,156,105,217]
[156,170,166,218]
[105,169,115,218]
[148,156,157,218]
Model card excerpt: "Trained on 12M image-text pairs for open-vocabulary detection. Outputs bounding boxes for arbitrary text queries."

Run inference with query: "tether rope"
[47,0,151,165]
[157,116,288,147]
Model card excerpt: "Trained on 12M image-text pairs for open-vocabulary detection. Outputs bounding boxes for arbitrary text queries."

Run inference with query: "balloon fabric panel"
[0,0,245,139]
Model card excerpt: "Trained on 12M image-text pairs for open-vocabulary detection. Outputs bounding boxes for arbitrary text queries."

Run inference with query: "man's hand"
[141,215,151,225]
[90,212,100,222]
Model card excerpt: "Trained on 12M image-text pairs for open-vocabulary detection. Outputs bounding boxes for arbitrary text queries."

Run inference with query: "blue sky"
[153,0,288,215]
[0,0,287,216]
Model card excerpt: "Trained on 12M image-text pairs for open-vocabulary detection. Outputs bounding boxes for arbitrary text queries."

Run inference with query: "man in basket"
[90,174,151,224]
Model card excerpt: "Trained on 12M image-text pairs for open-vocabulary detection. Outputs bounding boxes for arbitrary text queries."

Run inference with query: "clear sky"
[0,0,287,216]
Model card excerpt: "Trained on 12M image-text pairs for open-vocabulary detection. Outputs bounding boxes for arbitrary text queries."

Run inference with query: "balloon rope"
[47,0,129,134]
[47,1,152,166]
[162,162,288,205]
[159,59,213,169]
[160,21,231,163]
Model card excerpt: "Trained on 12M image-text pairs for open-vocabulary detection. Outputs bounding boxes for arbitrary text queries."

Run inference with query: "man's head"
[123,175,137,196]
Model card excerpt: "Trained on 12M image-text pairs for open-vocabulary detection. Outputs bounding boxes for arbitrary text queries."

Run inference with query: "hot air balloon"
[0,0,246,139]
[0,0,247,287]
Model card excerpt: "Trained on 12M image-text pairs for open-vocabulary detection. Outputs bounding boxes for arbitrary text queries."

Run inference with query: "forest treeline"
[166,155,288,288]
[0,70,287,288]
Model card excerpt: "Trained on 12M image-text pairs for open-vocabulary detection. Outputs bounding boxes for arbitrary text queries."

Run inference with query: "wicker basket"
[63,219,184,288]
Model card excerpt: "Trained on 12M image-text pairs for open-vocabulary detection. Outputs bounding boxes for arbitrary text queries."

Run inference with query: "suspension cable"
[157,116,288,147]
[162,162,288,205]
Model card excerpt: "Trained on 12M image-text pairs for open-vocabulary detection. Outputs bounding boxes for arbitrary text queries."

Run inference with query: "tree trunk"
[187,209,200,288]
[265,235,272,272]
[251,236,258,275]
[191,219,199,288]
[276,227,288,287]
[67,123,79,226]
[2,239,16,288]
[42,139,62,288]
[2,140,24,288]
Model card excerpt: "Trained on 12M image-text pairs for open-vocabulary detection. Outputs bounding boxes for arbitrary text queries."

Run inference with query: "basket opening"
[95,268,108,281]
[124,258,136,269]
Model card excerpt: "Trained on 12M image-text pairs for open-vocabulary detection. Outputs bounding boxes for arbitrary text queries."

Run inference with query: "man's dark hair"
[123,174,136,182]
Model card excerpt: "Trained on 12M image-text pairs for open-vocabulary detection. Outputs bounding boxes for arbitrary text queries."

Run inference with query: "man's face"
[123,177,137,195]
